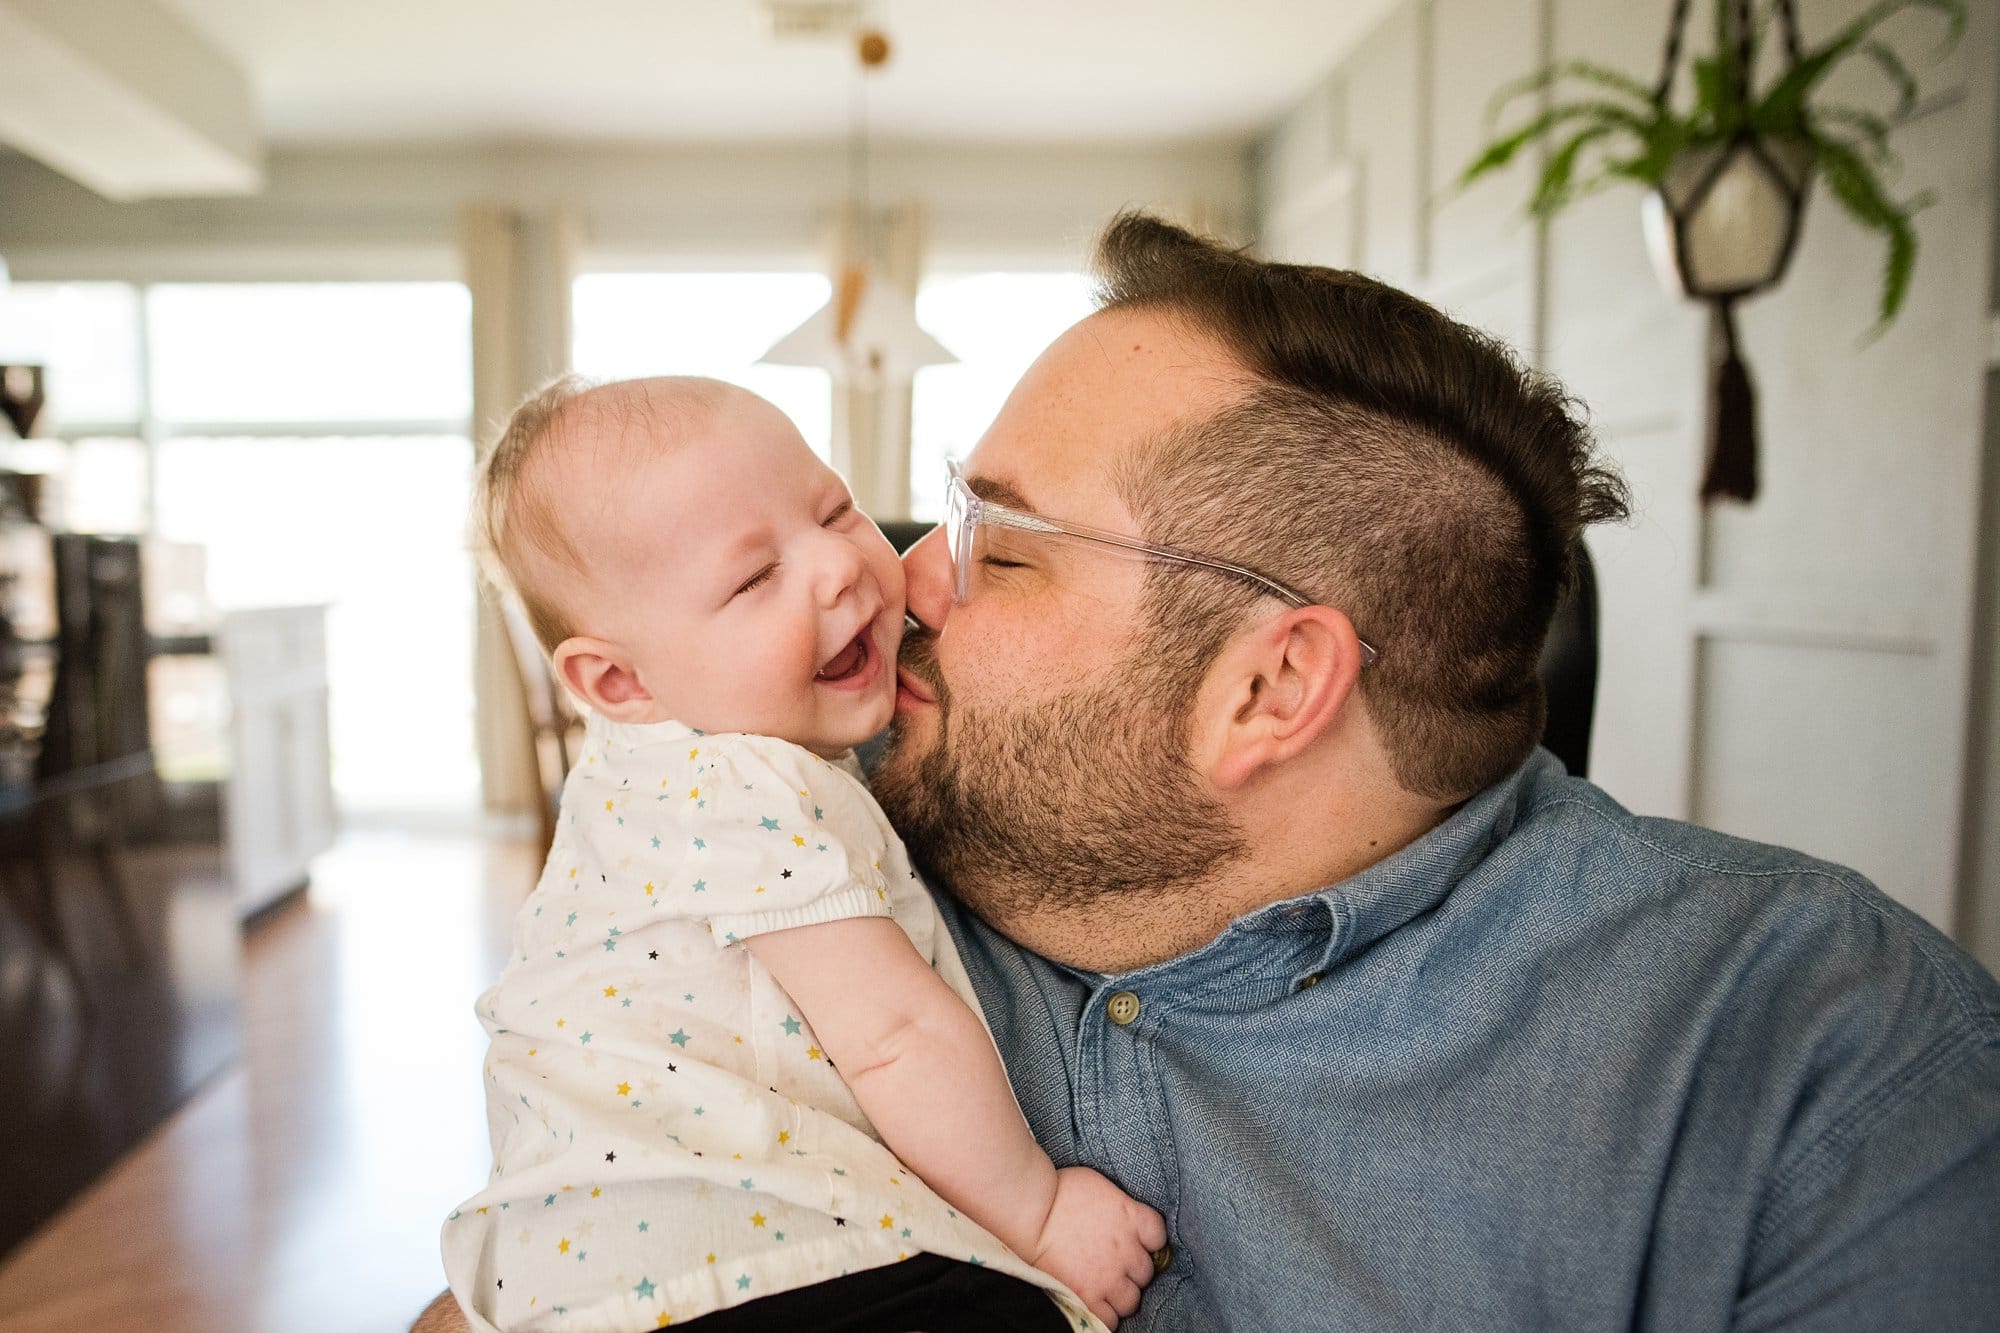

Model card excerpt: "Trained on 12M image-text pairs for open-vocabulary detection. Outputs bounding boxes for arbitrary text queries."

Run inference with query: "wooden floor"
[0,822,541,1333]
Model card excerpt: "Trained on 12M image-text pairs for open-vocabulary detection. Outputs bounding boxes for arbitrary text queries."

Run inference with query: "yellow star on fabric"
[806,1047,823,1061]
[706,1253,716,1264]
[556,1019,566,1029]
[880,1215,895,1229]
[750,1212,767,1227]
[558,1238,571,1254]
[792,835,806,847]
[591,1187,602,1198]
[658,1316,672,1328]
[777,1130,790,1144]
[690,749,700,760]
[689,787,699,800]
[616,1082,632,1096]
[568,867,578,879]
[604,800,615,812]
[476,1207,488,1215]
[754,885,766,894]
[603,986,618,998]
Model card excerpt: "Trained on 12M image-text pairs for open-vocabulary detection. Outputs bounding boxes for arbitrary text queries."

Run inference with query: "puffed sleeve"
[689,734,897,945]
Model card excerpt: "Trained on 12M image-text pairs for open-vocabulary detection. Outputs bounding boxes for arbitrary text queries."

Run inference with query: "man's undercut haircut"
[471,373,732,655]
[1093,213,1629,800]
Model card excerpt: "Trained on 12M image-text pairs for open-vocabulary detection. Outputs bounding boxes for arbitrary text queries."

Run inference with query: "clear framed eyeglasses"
[941,459,1378,665]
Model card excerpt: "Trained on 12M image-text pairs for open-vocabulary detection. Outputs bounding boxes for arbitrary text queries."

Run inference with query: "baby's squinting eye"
[822,501,853,527]
[734,565,777,597]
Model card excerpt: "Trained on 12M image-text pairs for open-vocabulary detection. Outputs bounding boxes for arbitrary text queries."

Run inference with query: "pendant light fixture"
[759,25,956,384]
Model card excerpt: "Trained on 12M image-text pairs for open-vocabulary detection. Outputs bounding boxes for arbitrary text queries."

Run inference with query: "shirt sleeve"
[689,735,898,946]
[1732,1035,2000,1331]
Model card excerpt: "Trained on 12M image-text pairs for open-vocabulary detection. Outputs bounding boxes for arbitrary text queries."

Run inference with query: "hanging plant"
[1459,0,1964,504]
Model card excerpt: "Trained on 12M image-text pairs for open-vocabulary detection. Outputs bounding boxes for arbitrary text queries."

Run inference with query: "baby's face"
[574,394,905,756]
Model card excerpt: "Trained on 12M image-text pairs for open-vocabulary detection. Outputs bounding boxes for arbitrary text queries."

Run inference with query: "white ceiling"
[153,0,1402,146]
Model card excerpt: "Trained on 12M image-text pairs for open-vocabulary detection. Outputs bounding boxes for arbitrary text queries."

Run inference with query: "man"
[867,215,2000,1331]
[418,215,1998,1332]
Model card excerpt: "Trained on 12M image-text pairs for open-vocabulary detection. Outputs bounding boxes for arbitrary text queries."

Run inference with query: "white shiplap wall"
[1253,0,2000,962]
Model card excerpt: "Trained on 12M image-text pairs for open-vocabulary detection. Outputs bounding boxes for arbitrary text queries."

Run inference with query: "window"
[572,272,834,457]
[0,280,479,813]
[908,272,1096,520]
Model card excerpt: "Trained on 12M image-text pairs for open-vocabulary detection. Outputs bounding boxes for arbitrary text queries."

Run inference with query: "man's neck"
[996,792,1451,974]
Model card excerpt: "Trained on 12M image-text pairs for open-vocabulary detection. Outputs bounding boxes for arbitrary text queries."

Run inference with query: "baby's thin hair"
[470,372,599,654]
[473,373,744,655]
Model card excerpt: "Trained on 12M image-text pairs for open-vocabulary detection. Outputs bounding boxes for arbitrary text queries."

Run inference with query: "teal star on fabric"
[565,912,577,926]
[902,1227,912,1238]
[544,1194,556,1206]
[739,1177,754,1189]
[774,1230,785,1240]
[693,838,706,849]
[694,1105,704,1115]
[683,992,694,1002]
[579,1031,592,1044]
[814,806,824,820]
[669,1028,690,1047]
[577,1250,587,1261]
[736,1275,751,1291]
[621,998,632,1008]
[759,817,781,831]
[692,879,707,892]
[638,1220,649,1231]
[650,835,662,848]
[634,1277,657,1299]
[724,932,738,943]
[781,1016,802,1035]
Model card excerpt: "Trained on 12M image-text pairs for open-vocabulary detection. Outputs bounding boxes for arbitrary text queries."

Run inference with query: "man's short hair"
[1093,213,1629,800]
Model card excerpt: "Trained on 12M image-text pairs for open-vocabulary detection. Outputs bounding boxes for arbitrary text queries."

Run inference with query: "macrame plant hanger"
[1654,0,1805,504]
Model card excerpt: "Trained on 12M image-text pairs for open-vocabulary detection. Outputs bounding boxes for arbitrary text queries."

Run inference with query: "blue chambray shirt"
[935,750,2000,1332]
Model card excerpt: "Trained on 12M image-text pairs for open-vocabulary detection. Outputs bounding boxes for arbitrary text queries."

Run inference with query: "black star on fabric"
[780,868,792,879]
[834,1217,846,1227]
[498,1280,504,1289]
[606,1151,617,1163]
[667,1063,678,1072]
[649,950,659,960]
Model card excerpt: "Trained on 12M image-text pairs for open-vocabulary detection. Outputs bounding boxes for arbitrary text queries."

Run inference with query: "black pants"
[677,1253,1068,1332]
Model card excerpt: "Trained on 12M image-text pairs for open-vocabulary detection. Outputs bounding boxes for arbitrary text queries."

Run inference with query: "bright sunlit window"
[909,272,1096,520]
[0,279,480,814]
[571,272,833,458]
[147,283,476,815]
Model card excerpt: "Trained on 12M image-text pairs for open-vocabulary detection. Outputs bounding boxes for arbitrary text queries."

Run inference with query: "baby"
[442,375,1164,1333]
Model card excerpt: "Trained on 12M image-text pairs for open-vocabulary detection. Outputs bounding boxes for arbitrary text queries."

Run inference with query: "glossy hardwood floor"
[0,821,541,1333]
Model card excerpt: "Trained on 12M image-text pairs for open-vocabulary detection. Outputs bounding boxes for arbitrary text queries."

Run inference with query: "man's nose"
[901,525,953,629]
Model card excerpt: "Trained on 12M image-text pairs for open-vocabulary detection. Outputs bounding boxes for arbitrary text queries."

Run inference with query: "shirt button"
[1152,1244,1173,1275]
[1298,973,1323,990]
[1106,991,1141,1026]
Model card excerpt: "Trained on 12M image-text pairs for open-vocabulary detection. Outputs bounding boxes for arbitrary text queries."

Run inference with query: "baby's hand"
[1025,1166,1168,1329]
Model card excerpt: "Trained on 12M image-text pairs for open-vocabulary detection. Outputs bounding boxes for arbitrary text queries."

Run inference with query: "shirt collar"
[1099,748,1560,991]
[1297,748,1559,975]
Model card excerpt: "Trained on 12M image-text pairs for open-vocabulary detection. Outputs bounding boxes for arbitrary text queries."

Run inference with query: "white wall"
[0,138,1251,280]
[1254,0,2000,965]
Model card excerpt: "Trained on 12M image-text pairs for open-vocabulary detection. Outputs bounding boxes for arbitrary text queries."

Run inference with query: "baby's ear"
[551,637,656,721]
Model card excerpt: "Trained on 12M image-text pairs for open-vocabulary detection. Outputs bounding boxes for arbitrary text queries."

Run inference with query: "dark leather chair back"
[873,521,1600,779]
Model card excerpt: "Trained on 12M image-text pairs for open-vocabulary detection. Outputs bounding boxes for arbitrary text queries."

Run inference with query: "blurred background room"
[0,0,1994,1328]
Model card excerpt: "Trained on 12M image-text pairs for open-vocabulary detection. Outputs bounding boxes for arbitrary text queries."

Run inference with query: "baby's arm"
[747,916,1166,1327]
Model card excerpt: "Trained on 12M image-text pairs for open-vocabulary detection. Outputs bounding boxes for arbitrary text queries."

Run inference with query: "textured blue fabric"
[935,750,2000,1332]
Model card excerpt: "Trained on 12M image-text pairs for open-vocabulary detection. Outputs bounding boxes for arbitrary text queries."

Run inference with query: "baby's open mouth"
[815,628,873,683]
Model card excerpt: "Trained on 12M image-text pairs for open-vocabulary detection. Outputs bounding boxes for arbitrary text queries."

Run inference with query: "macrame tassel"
[1701,298,1758,504]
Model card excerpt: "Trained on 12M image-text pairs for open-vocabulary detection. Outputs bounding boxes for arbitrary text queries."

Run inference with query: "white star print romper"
[442,713,1098,1332]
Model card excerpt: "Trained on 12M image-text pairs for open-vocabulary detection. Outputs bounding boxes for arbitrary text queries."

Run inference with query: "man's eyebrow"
[966,476,1036,512]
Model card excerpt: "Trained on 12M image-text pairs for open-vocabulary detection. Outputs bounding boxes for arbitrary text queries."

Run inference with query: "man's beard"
[872,623,1246,928]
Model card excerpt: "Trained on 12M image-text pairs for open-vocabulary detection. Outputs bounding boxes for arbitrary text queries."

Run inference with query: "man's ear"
[550,636,658,722]
[1195,606,1366,790]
